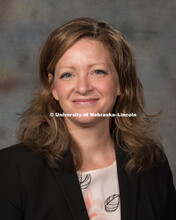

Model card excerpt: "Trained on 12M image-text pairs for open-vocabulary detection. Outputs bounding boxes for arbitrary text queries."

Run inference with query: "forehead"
[56,38,113,67]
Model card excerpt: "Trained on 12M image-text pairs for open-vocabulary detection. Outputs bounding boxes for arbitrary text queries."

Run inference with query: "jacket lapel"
[50,147,138,220]
[116,148,138,220]
[49,152,89,220]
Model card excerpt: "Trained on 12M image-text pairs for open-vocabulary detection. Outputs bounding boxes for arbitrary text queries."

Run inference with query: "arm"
[0,148,23,219]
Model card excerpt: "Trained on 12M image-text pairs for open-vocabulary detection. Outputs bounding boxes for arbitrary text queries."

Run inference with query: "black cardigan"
[0,143,176,220]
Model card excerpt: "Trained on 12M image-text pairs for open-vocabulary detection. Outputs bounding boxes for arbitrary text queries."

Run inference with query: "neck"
[65,118,116,171]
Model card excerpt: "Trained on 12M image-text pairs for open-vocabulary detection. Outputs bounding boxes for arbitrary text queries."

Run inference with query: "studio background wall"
[0,0,176,185]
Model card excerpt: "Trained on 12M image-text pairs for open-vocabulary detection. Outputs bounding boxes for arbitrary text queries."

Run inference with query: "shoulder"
[136,155,175,190]
[0,143,46,174]
[139,157,176,206]
[140,157,174,183]
[0,142,42,159]
[0,143,52,217]
[136,158,176,217]
[0,142,36,157]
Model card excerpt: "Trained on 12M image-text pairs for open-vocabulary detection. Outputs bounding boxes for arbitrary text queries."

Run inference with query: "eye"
[94,69,107,75]
[60,72,73,79]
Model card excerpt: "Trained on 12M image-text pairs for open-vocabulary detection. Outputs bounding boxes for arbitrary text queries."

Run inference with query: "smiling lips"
[73,98,99,104]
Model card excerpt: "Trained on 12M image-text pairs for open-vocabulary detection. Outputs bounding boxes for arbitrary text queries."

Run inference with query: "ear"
[116,78,121,96]
[117,86,121,96]
[48,73,59,101]
[48,73,53,84]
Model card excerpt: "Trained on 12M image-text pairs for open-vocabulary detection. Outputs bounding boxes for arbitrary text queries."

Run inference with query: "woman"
[0,17,175,220]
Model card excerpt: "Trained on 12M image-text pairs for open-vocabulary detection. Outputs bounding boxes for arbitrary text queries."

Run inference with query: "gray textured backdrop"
[0,0,176,185]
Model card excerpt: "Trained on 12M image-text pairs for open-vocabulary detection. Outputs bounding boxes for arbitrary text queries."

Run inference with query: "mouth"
[72,98,99,105]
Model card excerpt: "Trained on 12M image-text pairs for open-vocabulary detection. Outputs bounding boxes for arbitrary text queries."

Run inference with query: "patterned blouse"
[77,161,121,220]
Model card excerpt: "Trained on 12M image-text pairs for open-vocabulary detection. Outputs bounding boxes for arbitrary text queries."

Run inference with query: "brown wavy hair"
[17,17,164,174]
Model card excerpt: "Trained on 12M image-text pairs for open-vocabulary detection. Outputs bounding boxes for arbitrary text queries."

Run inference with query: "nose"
[75,76,93,94]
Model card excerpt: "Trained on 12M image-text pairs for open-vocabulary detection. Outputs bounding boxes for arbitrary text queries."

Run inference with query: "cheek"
[98,79,118,96]
[54,82,73,100]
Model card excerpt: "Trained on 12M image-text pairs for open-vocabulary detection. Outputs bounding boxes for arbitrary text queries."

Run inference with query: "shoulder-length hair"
[17,17,164,173]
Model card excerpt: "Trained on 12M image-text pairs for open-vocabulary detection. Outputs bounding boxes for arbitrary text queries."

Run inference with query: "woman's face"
[48,38,120,126]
